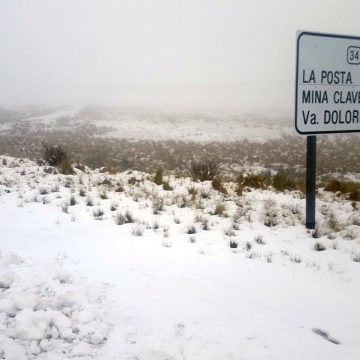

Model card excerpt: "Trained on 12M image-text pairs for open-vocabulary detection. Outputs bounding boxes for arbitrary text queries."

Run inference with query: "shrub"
[324,179,343,192]
[39,187,49,195]
[313,241,326,251]
[153,168,163,185]
[263,199,278,227]
[349,189,360,201]
[352,252,360,262]
[201,218,210,230]
[290,254,302,263]
[128,177,136,185]
[224,227,236,237]
[43,144,68,166]
[124,210,134,223]
[114,213,126,225]
[152,196,164,214]
[229,240,238,249]
[86,196,94,206]
[214,203,225,216]
[163,181,173,191]
[188,187,197,196]
[245,241,252,251]
[189,236,196,243]
[131,224,145,236]
[99,191,108,199]
[254,234,265,245]
[266,253,273,263]
[61,202,69,213]
[58,159,74,175]
[237,171,270,191]
[69,195,76,206]
[93,208,104,220]
[272,169,298,192]
[211,177,227,194]
[186,225,197,234]
[189,159,220,181]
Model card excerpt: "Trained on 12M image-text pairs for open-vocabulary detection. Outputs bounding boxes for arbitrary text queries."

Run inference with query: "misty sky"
[1,0,360,112]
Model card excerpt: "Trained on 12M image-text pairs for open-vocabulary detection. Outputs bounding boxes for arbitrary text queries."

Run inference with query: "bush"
[313,241,326,251]
[237,171,271,191]
[42,144,73,175]
[162,181,173,191]
[190,159,220,182]
[211,177,227,194]
[93,208,104,220]
[154,168,163,185]
[324,179,343,192]
[272,169,298,192]
[254,234,265,245]
[214,203,225,216]
[229,240,238,249]
[58,159,74,175]
[131,224,145,236]
[186,225,197,234]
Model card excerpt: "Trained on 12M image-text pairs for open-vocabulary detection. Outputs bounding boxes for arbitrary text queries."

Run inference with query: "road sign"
[296,31,360,135]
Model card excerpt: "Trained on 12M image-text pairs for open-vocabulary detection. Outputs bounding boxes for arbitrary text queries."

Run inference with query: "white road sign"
[295,31,360,135]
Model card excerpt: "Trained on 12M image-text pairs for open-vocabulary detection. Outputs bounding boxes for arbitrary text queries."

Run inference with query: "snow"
[0,156,360,359]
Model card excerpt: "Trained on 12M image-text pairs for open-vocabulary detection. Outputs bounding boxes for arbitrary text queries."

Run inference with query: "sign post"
[306,136,316,229]
[295,31,360,229]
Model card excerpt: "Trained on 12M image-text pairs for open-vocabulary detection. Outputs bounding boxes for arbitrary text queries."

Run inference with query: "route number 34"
[347,46,360,64]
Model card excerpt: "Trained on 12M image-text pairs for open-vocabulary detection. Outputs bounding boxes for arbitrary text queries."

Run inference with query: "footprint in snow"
[312,328,341,345]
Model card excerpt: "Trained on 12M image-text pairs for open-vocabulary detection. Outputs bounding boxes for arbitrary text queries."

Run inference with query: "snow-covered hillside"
[0,156,359,359]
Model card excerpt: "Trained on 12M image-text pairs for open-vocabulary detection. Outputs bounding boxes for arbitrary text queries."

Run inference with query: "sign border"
[295,31,360,135]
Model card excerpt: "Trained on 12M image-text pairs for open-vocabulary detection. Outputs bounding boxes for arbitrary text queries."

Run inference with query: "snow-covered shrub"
[162,240,172,248]
[162,181,173,191]
[99,190,108,199]
[189,159,220,182]
[186,225,197,234]
[86,196,94,206]
[114,213,125,225]
[152,195,164,214]
[93,208,104,220]
[313,241,326,251]
[265,252,273,263]
[162,227,169,238]
[110,203,118,211]
[153,167,163,185]
[272,168,302,192]
[189,236,196,243]
[131,224,145,236]
[79,188,86,197]
[224,227,236,237]
[263,198,279,227]
[43,144,68,166]
[246,251,260,259]
[290,254,302,263]
[254,234,265,245]
[211,177,227,194]
[69,195,76,206]
[352,252,360,262]
[61,202,69,213]
[229,239,238,249]
[39,187,49,195]
[214,203,225,216]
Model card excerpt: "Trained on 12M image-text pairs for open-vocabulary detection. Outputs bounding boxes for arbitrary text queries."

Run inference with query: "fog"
[1,0,360,113]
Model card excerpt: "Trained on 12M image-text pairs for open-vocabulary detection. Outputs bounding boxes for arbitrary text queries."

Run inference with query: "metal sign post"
[306,136,316,229]
[295,31,360,229]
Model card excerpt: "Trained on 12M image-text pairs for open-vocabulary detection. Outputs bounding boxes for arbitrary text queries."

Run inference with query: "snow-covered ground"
[1,156,360,359]
[0,106,291,142]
